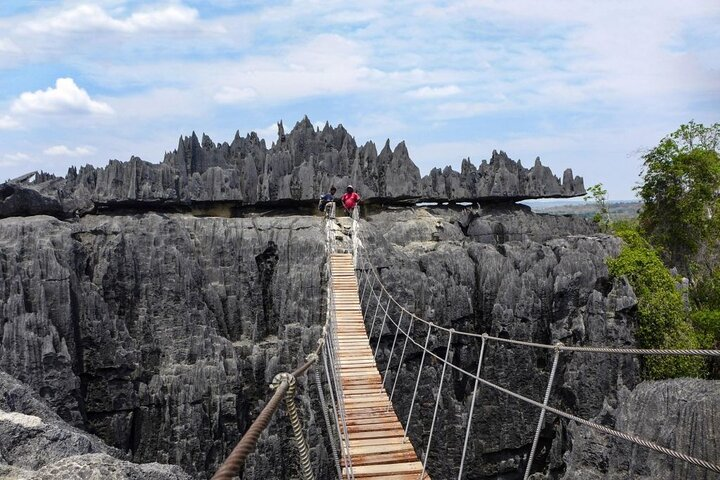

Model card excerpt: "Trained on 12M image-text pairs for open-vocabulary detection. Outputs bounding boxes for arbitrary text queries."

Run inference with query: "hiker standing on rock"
[319,186,337,215]
[341,185,360,215]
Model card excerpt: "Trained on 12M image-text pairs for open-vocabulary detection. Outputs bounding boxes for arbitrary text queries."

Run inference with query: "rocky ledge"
[562,378,720,480]
[0,371,190,479]
[0,117,584,219]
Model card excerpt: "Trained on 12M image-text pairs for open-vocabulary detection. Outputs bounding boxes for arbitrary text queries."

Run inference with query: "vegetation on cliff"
[606,121,720,379]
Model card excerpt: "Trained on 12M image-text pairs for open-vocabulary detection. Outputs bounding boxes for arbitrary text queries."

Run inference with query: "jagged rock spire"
[1,116,586,218]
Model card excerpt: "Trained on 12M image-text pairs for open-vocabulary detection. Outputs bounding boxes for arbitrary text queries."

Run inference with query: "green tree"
[608,227,706,379]
[584,183,610,232]
[636,121,720,275]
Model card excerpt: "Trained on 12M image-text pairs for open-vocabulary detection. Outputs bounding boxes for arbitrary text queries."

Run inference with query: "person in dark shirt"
[319,186,337,213]
[341,185,360,214]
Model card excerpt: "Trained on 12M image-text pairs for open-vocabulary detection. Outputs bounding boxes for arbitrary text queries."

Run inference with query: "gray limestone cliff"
[562,378,720,480]
[0,117,584,219]
[1,206,717,478]
[0,124,716,479]
[0,213,332,479]
[358,207,641,479]
[0,371,191,479]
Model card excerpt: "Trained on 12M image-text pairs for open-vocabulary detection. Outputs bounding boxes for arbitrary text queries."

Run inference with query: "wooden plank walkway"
[329,253,430,480]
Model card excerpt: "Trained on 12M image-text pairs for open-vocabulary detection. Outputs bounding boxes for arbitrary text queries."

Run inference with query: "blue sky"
[0,1,718,199]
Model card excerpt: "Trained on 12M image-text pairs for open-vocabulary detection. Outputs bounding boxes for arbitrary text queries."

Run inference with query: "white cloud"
[212,34,374,104]
[435,101,503,119]
[43,145,96,157]
[255,123,282,142]
[214,86,258,104]
[24,4,199,34]
[0,115,20,129]
[0,38,20,53]
[11,78,114,116]
[0,152,33,168]
[406,85,461,99]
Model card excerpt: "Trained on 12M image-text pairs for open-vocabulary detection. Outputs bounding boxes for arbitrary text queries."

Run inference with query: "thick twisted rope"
[212,344,325,480]
[351,209,720,476]
[273,372,314,480]
[377,306,720,475]
[315,364,342,480]
[211,381,289,480]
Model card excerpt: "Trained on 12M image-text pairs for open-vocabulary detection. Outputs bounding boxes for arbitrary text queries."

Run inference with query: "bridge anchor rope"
[212,205,720,480]
[351,206,720,479]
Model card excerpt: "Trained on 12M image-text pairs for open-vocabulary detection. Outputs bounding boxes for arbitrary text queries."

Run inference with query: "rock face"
[0,117,585,219]
[0,371,191,479]
[562,378,720,480]
[1,201,713,479]
[0,213,333,479]
[357,206,641,479]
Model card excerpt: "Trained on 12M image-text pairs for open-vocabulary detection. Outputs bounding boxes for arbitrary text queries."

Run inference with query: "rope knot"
[306,352,319,363]
[553,341,565,352]
[270,372,296,390]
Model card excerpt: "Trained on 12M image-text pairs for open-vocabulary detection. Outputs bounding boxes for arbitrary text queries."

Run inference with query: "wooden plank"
[342,462,424,476]
[330,253,429,480]
[342,450,420,467]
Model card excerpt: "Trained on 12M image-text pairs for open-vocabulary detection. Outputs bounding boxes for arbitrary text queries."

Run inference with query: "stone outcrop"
[562,378,720,480]
[358,206,641,479]
[0,203,646,479]
[0,371,191,479]
[2,197,712,478]
[0,213,333,479]
[0,117,585,219]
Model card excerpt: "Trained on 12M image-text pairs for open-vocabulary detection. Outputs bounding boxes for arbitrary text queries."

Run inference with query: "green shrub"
[691,309,720,378]
[691,268,720,310]
[607,228,707,379]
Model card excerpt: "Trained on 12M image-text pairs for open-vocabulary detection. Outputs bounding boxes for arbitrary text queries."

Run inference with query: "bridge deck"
[330,253,429,480]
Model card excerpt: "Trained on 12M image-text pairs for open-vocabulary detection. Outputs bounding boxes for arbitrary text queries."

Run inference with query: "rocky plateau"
[0,119,717,479]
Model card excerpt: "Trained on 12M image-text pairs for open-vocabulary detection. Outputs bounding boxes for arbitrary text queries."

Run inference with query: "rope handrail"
[212,343,326,480]
[362,266,720,476]
[213,209,343,480]
[211,383,289,480]
[352,207,720,478]
[354,223,720,356]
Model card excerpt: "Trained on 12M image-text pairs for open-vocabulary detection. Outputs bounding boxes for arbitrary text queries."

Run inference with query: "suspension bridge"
[212,205,720,480]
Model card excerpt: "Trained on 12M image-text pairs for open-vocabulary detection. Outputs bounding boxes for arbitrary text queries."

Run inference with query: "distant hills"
[526,200,642,220]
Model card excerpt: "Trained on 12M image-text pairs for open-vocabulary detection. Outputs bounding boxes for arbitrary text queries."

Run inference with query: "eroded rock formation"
[0,214,332,479]
[0,371,191,479]
[0,121,714,479]
[0,117,584,219]
[359,206,641,478]
[562,378,720,480]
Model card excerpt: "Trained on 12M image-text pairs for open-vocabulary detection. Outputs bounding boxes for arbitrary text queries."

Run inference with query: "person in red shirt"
[341,185,360,214]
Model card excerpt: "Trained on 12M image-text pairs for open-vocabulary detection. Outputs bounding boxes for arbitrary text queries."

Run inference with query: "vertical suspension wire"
[420,329,454,479]
[458,334,488,480]
[388,316,415,409]
[318,265,342,479]
[368,289,384,338]
[404,323,434,441]
[382,310,405,392]
[359,254,371,307]
[327,323,355,480]
[373,298,392,359]
[323,338,349,479]
[360,267,375,312]
[523,344,562,480]
[314,352,342,480]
